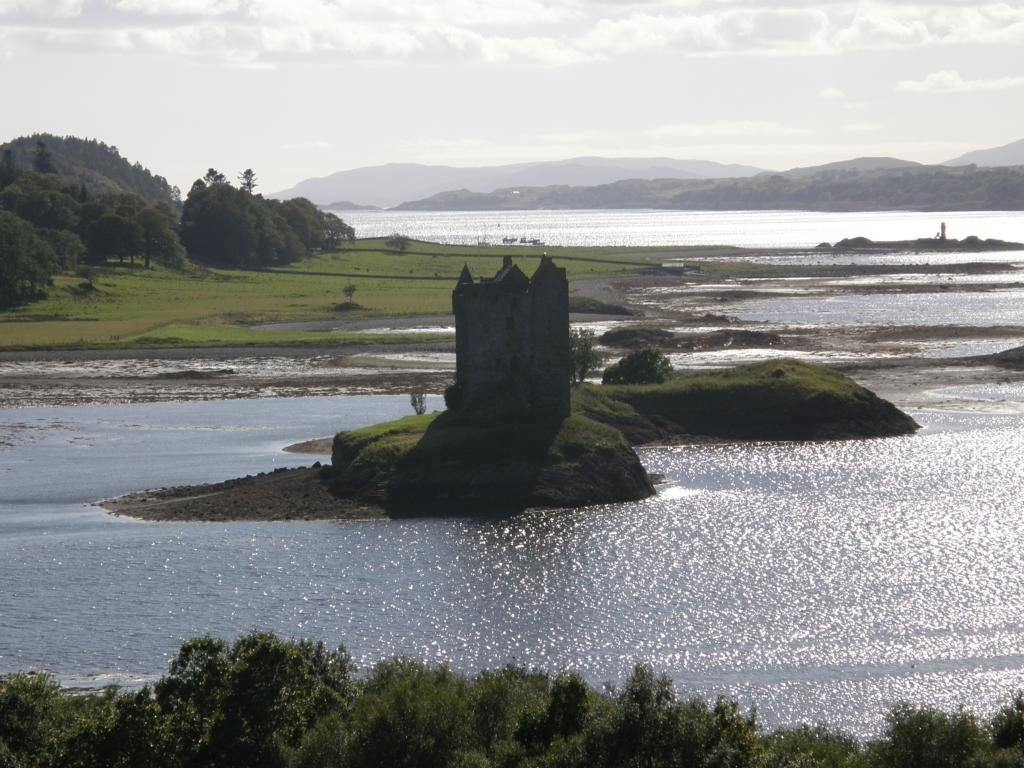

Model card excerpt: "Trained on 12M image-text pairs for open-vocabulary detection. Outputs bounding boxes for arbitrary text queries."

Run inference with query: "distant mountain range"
[273,139,1024,211]
[270,157,766,209]
[943,138,1024,168]
[394,161,1024,212]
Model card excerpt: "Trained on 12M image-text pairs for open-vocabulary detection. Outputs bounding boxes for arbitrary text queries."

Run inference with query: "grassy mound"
[331,411,654,515]
[580,358,919,442]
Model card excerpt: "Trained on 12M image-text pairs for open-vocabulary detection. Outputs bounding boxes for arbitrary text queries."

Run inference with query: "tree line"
[2,630,1024,768]
[0,141,354,309]
[181,168,353,268]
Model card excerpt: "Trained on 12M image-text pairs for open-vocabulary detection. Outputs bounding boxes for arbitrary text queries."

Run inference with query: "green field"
[0,239,710,351]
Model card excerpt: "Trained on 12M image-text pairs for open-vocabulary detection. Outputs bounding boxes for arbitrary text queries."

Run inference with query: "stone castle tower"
[452,255,570,418]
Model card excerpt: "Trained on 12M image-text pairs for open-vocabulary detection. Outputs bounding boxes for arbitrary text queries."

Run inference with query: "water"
[735,249,1024,267]
[730,289,1024,328]
[3,391,1024,736]
[339,209,1024,249]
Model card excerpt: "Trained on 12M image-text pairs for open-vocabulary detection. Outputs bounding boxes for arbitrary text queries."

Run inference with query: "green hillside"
[0,133,179,206]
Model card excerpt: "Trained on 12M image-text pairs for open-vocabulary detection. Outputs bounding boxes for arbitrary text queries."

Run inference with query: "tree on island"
[569,327,602,384]
[410,392,426,415]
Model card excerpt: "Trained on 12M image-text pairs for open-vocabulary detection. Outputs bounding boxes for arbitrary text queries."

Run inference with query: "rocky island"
[101,257,919,521]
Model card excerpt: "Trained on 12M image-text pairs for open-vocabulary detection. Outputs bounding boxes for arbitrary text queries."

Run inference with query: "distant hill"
[783,157,922,177]
[271,157,766,209]
[943,138,1024,168]
[0,133,179,206]
[395,163,1024,212]
[324,200,382,211]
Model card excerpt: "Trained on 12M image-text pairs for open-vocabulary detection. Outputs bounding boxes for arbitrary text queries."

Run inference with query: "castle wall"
[527,264,570,417]
[453,257,570,418]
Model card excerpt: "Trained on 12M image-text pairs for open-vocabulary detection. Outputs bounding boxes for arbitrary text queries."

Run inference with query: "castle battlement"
[452,255,570,418]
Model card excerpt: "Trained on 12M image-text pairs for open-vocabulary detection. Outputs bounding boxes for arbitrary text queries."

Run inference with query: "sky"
[2,0,1022,194]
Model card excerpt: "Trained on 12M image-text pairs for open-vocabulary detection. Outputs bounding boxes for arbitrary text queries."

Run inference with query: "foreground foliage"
[3,632,1024,768]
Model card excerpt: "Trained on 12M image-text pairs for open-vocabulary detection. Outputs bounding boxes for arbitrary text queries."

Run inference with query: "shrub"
[602,348,674,385]
[992,691,1024,753]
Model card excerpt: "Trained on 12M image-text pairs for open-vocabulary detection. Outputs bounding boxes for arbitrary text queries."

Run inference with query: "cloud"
[896,69,1024,93]
[112,0,242,14]
[0,0,82,17]
[3,1,1023,65]
[818,87,846,100]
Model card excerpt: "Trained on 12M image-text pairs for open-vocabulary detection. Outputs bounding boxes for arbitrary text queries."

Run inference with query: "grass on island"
[0,238,700,351]
[331,407,652,515]
[578,359,919,442]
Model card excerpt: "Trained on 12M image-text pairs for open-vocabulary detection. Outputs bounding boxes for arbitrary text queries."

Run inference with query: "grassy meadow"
[0,238,700,351]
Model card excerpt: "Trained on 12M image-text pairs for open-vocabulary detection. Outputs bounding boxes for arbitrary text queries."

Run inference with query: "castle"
[452,255,570,418]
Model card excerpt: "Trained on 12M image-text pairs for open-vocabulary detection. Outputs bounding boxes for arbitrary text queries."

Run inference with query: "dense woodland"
[0,136,353,310]
[396,164,1024,211]
[2,631,1024,768]
[0,134,180,207]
